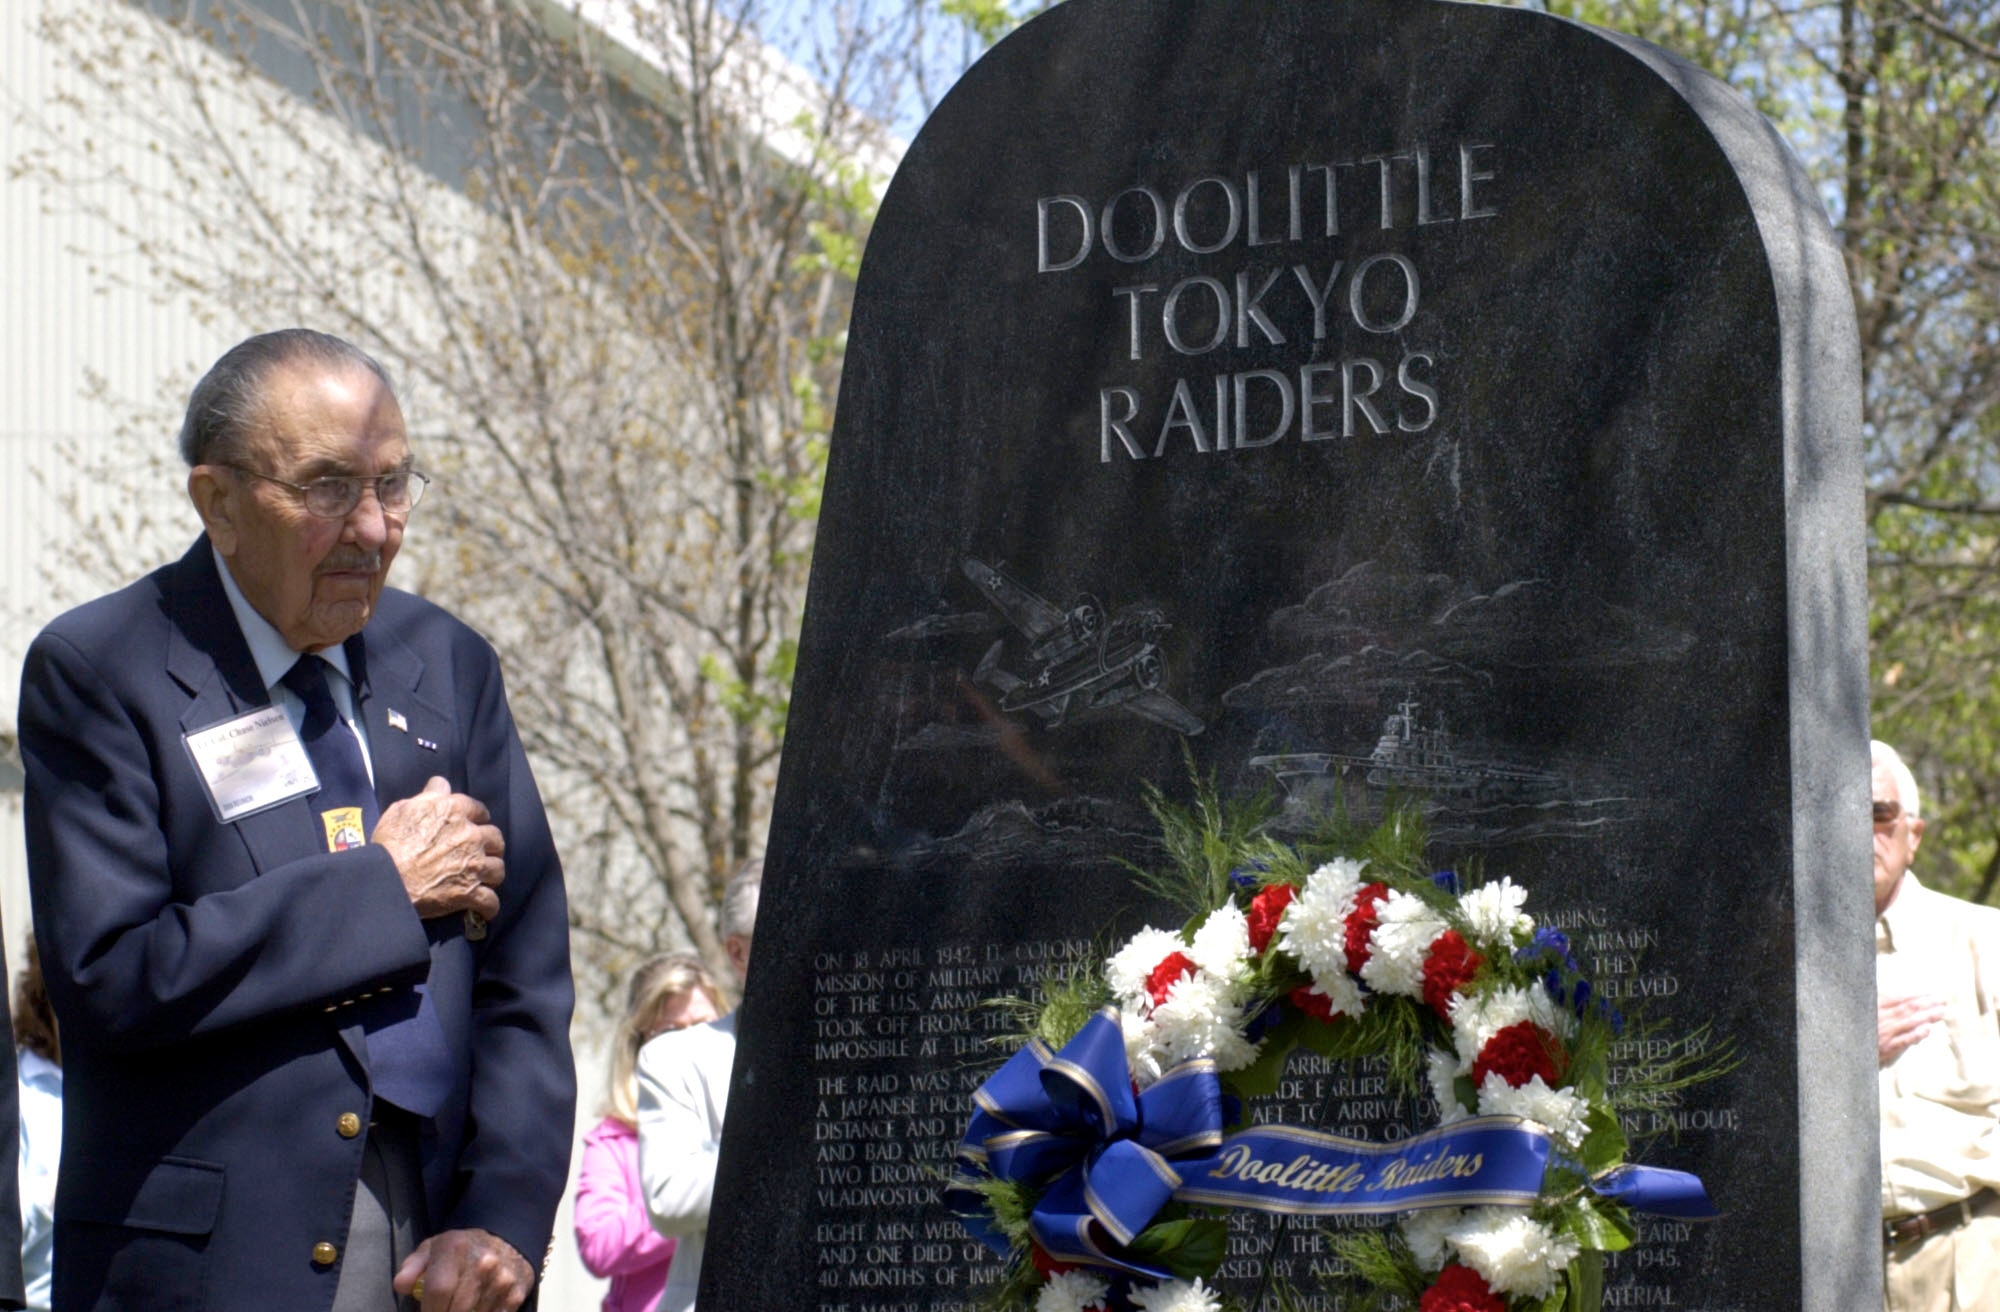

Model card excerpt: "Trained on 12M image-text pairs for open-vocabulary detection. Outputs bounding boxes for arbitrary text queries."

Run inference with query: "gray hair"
[1872,739,1922,819]
[178,329,394,467]
[720,857,763,943]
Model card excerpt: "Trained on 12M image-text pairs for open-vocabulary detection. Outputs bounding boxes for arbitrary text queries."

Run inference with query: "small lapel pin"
[416,736,439,752]
[387,708,409,733]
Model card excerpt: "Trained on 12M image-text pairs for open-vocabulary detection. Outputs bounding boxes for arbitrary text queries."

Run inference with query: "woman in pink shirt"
[575,955,722,1312]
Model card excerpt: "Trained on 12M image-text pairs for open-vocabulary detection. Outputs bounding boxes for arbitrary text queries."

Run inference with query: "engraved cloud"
[1226,562,1693,709]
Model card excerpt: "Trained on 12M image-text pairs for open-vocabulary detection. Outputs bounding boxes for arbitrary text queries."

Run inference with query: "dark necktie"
[281,655,453,1117]
[280,655,379,846]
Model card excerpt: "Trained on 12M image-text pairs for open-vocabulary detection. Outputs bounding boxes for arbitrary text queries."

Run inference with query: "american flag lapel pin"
[387,708,409,733]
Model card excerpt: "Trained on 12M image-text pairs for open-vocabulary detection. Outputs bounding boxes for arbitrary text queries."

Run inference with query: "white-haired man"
[19,329,574,1312]
[1873,739,2000,1310]
[636,859,761,1311]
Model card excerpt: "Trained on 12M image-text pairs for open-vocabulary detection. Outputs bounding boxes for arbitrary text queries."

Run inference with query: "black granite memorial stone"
[708,1,1872,1308]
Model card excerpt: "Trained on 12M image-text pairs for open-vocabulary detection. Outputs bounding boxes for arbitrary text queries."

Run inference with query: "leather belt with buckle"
[1885,1187,2000,1247]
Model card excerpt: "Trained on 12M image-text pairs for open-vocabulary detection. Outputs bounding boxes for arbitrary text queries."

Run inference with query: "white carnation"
[1108,927,1190,1009]
[1458,878,1534,952]
[1189,903,1252,982]
[1451,984,1573,1070]
[1359,891,1448,998]
[1427,1047,1471,1123]
[1128,1277,1224,1312]
[1477,1073,1590,1150]
[1400,1205,1466,1269]
[1445,1207,1580,1299]
[1036,1270,1110,1312]
[1296,972,1365,1021]
[1152,970,1261,1072]
[1110,919,1264,1080]
[1277,858,1367,980]
[1120,1010,1166,1090]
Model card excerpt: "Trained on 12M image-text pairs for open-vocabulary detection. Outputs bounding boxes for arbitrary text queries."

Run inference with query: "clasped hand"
[372,777,506,921]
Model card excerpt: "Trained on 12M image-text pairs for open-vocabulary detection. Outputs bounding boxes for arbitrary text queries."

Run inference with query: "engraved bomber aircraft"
[962,557,1204,735]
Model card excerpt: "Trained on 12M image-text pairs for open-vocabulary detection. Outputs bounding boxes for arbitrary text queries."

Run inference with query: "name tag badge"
[184,705,319,823]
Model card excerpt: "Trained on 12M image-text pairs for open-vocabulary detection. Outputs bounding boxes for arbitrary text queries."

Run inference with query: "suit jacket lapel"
[166,538,264,714]
[347,624,469,969]
[346,623,455,811]
[165,538,324,876]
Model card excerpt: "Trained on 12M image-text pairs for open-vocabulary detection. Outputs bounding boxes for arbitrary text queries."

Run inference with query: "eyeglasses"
[230,466,430,519]
[1873,799,1906,827]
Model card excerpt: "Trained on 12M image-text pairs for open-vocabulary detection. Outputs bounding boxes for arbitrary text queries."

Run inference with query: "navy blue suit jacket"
[19,539,575,1311]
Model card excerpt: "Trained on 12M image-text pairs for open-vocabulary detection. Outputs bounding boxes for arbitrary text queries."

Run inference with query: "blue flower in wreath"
[1227,860,1269,891]
[1515,926,1624,1031]
[1244,1000,1285,1043]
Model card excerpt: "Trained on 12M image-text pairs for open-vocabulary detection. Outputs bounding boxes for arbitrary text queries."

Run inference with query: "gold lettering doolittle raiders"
[1201,1142,1488,1194]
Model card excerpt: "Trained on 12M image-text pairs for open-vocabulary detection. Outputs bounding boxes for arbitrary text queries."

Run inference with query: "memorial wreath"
[946,785,1724,1312]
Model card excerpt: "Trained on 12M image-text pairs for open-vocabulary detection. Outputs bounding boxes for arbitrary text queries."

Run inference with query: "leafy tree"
[15,0,912,1012]
[1498,0,2000,902]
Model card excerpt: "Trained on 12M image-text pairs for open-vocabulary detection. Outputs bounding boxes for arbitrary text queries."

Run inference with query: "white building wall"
[0,2,609,1303]
[0,2,221,724]
[1,0,226,972]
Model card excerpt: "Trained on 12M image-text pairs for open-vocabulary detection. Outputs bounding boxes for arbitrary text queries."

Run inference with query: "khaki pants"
[1885,1207,2000,1311]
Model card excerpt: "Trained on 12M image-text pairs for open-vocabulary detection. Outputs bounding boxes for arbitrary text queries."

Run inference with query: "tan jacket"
[1878,875,2000,1215]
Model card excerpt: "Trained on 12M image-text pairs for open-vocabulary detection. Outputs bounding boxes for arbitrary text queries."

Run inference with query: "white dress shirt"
[213,545,374,780]
[17,1048,61,1312]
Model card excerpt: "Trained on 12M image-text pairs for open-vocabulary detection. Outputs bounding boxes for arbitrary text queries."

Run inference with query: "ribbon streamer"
[1589,1163,1718,1219]
[948,1007,1716,1278]
[1174,1117,1555,1216]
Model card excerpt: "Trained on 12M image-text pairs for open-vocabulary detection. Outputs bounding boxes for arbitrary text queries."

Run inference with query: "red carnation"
[1288,983,1343,1023]
[1146,951,1197,1007]
[1420,930,1484,1018]
[1343,882,1390,973]
[1419,1263,1506,1312]
[1471,1019,1565,1089]
[1247,884,1298,953]
[1029,1245,1078,1279]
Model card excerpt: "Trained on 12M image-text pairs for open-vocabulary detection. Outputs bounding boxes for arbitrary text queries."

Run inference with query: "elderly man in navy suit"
[19,329,574,1311]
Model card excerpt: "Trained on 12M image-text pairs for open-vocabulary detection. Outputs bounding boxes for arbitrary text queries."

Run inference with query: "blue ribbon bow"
[946,1008,1225,1277]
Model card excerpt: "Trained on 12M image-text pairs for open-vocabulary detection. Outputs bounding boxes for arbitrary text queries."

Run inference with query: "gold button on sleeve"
[336,1111,362,1139]
[312,1241,339,1266]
